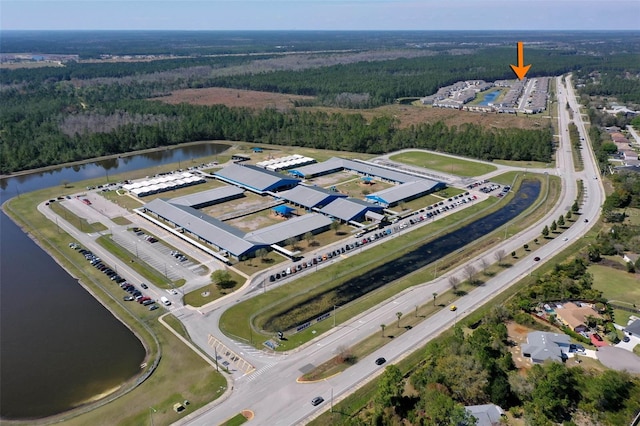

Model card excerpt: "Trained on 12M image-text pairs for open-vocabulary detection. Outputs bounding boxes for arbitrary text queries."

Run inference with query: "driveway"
[597,346,640,374]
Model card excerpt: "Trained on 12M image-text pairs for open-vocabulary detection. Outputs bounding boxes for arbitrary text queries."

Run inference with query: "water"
[478,90,500,106]
[264,180,541,331]
[0,142,229,419]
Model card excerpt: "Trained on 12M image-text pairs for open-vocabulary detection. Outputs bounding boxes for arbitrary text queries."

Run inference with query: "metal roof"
[366,180,444,205]
[290,157,346,178]
[143,198,261,257]
[169,186,244,207]
[291,157,443,185]
[214,163,300,192]
[245,213,332,244]
[279,185,347,208]
[319,197,382,222]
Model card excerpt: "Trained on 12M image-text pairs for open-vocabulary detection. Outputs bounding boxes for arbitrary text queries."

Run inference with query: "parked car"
[149,305,159,311]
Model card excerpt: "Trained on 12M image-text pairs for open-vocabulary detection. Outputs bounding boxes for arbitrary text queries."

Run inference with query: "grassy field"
[590,264,640,326]
[389,151,497,177]
[184,270,247,307]
[493,159,554,168]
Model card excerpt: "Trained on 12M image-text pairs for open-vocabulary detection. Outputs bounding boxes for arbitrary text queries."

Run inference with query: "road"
[170,75,605,425]
[40,76,605,425]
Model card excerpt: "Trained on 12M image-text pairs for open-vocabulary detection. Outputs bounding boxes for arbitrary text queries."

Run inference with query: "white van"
[160,296,171,306]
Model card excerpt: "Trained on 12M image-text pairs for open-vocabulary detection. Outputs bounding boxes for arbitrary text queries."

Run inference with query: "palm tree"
[380,324,386,337]
[396,312,403,328]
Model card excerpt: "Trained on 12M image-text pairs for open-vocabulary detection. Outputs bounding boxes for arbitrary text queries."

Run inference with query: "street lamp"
[149,407,157,426]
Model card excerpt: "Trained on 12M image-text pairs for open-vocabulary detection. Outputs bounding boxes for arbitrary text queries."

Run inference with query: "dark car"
[140,283,148,289]
[584,219,589,223]
[534,257,540,261]
[623,336,630,343]
[311,397,324,406]
[375,357,386,366]
[149,305,159,311]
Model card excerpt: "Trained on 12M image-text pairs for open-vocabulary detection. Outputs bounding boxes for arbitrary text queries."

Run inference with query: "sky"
[2,0,639,31]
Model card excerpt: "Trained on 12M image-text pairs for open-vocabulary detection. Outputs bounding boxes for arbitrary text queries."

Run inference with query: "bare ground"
[156,87,549,131]
[156,87,314,110]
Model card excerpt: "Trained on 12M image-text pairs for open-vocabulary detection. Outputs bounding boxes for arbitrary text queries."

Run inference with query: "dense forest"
[347,257,640,426]
[1,32,639,174]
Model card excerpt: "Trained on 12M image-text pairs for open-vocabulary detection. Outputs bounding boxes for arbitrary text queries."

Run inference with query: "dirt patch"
[299,104,549,130]
[507,321,535,370]
[156,87,315,110]
[155,88,548,131]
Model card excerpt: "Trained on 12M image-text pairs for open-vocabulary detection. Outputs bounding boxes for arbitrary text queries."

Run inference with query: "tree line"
[0,100,554,174]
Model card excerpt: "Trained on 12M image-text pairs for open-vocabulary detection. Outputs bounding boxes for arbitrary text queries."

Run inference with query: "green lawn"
[184,270,247,307]
[590,264,640,326]
[389,151,497,177]
[493,159,554,168]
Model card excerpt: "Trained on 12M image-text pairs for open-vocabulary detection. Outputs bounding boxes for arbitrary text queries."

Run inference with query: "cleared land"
[156,87,315,110]
[156,87,549,131]
[390,151,497,177]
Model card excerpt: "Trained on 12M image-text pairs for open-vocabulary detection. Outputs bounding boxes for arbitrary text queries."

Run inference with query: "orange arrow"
[510,41,531,80]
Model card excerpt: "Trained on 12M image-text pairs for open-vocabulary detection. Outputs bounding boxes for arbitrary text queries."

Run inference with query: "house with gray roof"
[279,185,347,209]
[625,319,640,337]
[214,163,300,193]
[319,197,383,223]
[465,404,505,426]
[521,331,571,364]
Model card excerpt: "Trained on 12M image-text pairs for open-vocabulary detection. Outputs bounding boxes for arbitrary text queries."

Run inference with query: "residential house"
[554,301,602,333]
[521,331,571,363]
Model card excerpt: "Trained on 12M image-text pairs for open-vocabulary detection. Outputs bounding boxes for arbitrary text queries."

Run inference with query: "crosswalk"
[242,360,279,382]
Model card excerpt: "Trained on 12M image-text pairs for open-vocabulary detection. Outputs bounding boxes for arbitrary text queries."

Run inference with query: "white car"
[169,289,178,295]
[563,237,568,241]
